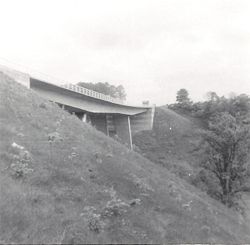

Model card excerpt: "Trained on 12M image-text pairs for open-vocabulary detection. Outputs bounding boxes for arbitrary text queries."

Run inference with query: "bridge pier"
[55,102,143,150]
[90,113,133,149]
[81,113,87,123]
[79,112,133,149]
[113,115,133,149]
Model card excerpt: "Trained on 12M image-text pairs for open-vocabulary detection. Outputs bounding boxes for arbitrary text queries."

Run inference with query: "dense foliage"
[78,82,126,100]
[201,112,250,207]
[170,89,250,208]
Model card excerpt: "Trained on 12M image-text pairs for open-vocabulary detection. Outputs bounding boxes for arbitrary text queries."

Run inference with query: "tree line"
[170,89,250,210]
[77,81,126,101]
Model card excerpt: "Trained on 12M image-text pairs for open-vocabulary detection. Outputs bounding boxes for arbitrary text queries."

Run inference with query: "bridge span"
[0,64,155,149]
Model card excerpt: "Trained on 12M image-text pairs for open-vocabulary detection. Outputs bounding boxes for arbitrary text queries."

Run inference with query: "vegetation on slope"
[135,91,250,211]
[169,90,250,207]
[1,73,250,243]
[134,106,201,182]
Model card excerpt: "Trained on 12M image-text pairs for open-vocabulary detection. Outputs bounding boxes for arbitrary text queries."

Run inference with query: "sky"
[0,0,249,105]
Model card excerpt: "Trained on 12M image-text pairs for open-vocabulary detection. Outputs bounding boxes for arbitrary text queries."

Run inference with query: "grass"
[1,72,250,243]
[134,105,250,210]
[133,106,203,183]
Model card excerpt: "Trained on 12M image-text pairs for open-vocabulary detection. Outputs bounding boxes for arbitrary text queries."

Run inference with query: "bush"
[10,143,33,178]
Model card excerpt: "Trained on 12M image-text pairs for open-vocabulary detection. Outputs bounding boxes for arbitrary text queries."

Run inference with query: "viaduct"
[0,64,155,149]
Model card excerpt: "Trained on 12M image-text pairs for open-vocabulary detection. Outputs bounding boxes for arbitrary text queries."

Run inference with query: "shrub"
[80,206,104,234]
[10,144,33,178]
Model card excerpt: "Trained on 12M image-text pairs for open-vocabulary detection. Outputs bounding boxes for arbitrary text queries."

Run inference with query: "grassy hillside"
[1,73,250,243]
[134,106,202,181]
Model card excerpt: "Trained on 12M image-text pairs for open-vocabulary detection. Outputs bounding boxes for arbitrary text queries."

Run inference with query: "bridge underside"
[0,65,155,149]
[29,78,155,149]
[58,104,151,148]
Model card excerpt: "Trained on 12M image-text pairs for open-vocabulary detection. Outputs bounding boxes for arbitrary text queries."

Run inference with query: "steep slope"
[134,106,202,180]
[1,73,250,244]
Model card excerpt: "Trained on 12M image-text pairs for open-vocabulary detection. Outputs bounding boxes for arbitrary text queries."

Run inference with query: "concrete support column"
[114,115,133,149]
[128,116,133,149]
[82,113,87,122]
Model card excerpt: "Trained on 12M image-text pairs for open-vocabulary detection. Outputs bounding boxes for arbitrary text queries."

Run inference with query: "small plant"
[94,152,103,164]
[129,198,141,206]
[102,187,129,218]
[129,173,154,192]
[88,213,103,233]
[102,198,129,217]
[80,206,105,233]
[39,102,47,109]
[10,143,33,178]
[48,132,63,143]
[48,131,63,164]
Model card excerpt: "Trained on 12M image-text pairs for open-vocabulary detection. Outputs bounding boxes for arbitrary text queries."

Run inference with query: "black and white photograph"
[0,0,250,244]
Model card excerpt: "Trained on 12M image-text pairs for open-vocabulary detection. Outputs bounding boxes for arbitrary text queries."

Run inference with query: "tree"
[229,94,250,119]
[201,112,250,207]
[191,94,250,125]
[77,82,126,100]
[174,88,192,111]
[206,91,219,102]
[176,88,190,104]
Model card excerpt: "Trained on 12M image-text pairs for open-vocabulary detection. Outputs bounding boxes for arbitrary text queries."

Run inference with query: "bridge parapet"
[61,83,125,105]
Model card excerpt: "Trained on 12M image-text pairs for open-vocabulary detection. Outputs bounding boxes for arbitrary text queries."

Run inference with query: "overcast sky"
[0,0,249,105]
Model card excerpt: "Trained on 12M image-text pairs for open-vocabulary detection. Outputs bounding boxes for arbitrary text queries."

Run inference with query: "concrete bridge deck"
[0,64,155,149]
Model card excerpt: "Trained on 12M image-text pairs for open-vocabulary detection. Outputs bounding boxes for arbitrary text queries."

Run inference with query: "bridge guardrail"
[60,83,125,105]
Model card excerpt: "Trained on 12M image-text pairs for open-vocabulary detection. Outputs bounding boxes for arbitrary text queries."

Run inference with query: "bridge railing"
[60,83,125,105]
